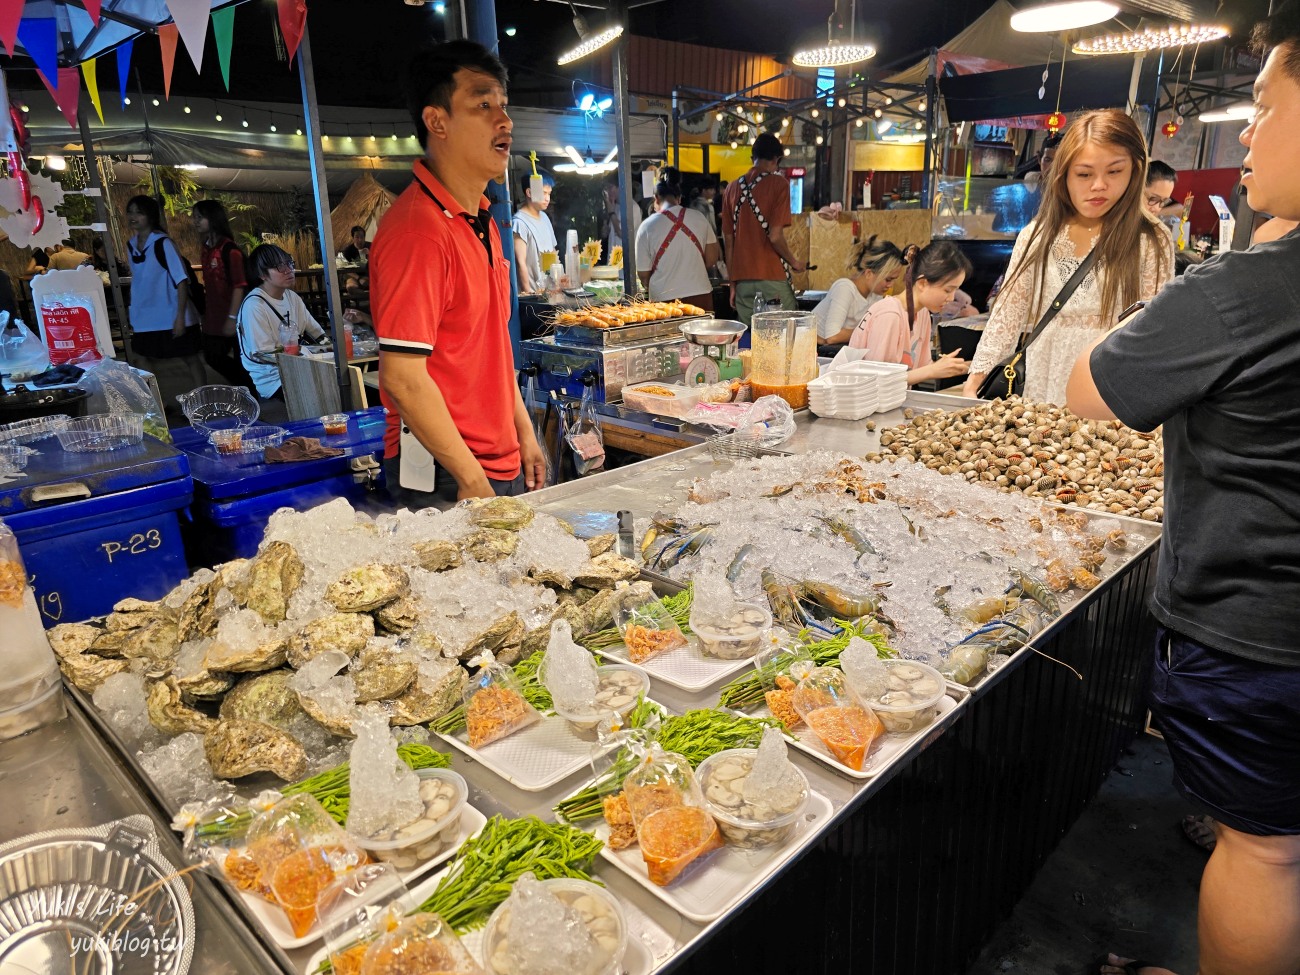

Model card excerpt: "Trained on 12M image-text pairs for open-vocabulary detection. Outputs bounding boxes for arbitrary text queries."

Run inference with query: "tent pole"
[612,8,636,292]
[296,22,352,411]
[77,102,133,367]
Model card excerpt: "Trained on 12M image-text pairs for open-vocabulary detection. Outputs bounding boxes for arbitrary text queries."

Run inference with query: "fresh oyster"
[457,611,524,661]
[519,602,588,658]
[467,496,535,531]
[219,670,305,728]
[146,678,218,736]
[58,652,130,693]
[113,596,170,614]
[325,564,410,613]
[176,576,219,643]
[204,719,308,781]
[573,552,641,589]
[203,636,288,674]
[401,628,444,656]
[585,533,618,558]
[245,542,304,623]
[175,669,237,703]
[527,567,573,589]
[287,613,374,668]
[105,607,172,632]
[374,595,421,634]
[296,694,358,737]
[412,540,462,573]
[461,528,518,562]
[584,583,651,633]
[216,558,252,606]
[121,620,181,677]
[89,628,134,659]
[47,623,102,660]
[389,665,468,726]
[352,647,418,703]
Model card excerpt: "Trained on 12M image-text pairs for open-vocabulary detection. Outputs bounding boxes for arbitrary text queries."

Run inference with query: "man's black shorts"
[1150,625,1300,836]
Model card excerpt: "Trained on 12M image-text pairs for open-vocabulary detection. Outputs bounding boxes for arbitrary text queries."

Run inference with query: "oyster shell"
[47,623,101,660]
[105,608,172,632]
[585,533,617,558]
[204,719,308,781]
[518,602,588,658]
[412,540,462,573]
[287,613,374,668]
[583,582,651,633]
[401,628,444,656]
[457,611,524,661]
[296,693,358,737]
[245,542,304,623]
[219,670,305,728]
[176,576,219,643]
[121,620,181,677]
[89,628,134,659]
[461,528,518,562]
[389,665,468,726]
[175,669,237,703]
[467,496,535,531]
[374,595,422,634]
[573,552,640,589]
[527,567,573,589]
[112,596,170,614]
[146,678,218,736]
[325,564,410,613]
[203,636,288,674]
[352,647,417,703]
[58,652,129,693]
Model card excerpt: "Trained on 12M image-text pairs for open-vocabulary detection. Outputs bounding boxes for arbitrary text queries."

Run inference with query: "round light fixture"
[1010,1,1118,33]
[214,112,222,121]
[1199,103,1254,123]
[811,108,820,118]
[1074,23,1229,54]
[558,24,623,65]
[815,135,824,145]
[792,41,876,68]
[504,26,517,36]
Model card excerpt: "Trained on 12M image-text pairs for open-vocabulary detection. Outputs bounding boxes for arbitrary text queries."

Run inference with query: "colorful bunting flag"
[165,0,209,74]
[158,23,179,100]
[0,0,23,58]
[116,39,133,109]
[84,0,102,25]
[17,17,59,83]
[82,57,105,124]
[39,67,81,129]
[212,5,236,90]
[276,0,307,64]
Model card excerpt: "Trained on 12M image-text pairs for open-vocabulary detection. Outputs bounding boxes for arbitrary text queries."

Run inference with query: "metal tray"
[554,315,709,348]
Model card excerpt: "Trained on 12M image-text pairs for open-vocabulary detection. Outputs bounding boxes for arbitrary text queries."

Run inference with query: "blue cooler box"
[0,436,193,627]
[172,407,388,564]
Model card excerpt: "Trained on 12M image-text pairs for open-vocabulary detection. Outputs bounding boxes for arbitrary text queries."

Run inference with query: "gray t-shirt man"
[1089,230,1300,667]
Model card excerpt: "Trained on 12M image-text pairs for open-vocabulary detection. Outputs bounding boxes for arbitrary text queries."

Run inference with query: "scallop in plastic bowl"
[697,747,809,850]
[349,768,468,871]
[689,602,772,660]
[850,659,947,735]
[177,384,259,437]
[55,413,145,452]
[550,665,650,736]
[483,877,627,975]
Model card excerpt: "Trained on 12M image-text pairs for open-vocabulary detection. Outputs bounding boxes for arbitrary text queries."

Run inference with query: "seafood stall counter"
[4,391,1162,975]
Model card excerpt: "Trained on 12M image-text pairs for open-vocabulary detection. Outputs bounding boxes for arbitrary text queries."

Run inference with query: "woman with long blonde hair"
[962,110,1174,403]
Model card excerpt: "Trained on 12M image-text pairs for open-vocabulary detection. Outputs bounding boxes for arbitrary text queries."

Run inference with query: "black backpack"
[154,237,235,317]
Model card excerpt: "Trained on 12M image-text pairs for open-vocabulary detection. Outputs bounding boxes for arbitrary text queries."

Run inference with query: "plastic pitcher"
[749,310,819,409]
[0,520,65,740]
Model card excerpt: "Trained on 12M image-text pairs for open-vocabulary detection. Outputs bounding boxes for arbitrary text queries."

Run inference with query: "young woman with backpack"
[123,194,207,389]
[192,199,254,390]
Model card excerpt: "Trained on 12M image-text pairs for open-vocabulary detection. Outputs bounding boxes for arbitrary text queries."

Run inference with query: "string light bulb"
[152,98,160,107]
[296,127,303,136]
[837,97,847,107]
[811,108,819,118]
[241,113,249,128]
[214,112,222,121]
[183,103,191,114]
[855,118,864,127]
[815,135,824,145]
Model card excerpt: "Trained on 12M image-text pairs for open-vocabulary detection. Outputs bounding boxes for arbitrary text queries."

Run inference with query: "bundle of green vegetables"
[579,585,694,651]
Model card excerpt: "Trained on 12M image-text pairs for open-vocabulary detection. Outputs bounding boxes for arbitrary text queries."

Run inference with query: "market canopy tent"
[328,173,393,251]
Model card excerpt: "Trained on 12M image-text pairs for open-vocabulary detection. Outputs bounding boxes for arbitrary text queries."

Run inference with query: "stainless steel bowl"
[679,320,747,346]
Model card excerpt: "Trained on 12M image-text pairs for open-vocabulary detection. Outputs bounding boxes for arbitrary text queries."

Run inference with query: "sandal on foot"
[1180,813,1217,853]
[1095,952,1175,975]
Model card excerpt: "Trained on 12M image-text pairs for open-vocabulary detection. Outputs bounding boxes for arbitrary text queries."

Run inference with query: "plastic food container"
[850,659,947,735]
[210,429,245,455]
[350,768,468,870]
[689,602,771,660]
[0,414,70,444]
[0,443,34,472]
[550,665,649,736]
[483,877,628,975]
[55,412,145,452]
[697,747,809,850]
[228,424,289,454]
[619,382,704,419]
[178,384,259,437]
[321,413,349,436]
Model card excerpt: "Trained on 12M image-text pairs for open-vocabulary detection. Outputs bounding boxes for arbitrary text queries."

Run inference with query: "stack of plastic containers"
[806,371,878,420]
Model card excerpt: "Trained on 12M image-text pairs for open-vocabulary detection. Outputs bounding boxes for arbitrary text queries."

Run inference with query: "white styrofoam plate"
[592,790,833,924]
[437,714,623,792]
[739,692,963,780]
[599,637,755,692]
[241,804,488,950]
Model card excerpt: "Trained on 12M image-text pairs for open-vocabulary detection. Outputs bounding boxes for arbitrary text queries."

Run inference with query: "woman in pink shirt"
[849,240,972,385]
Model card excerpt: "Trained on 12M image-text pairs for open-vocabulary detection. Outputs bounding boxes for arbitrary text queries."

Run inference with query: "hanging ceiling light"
[554,145,619,175]
[557,1,623,65]
[1073,23,1229,55]
[1010,1,1118,33]
[1199,103,1254,123]
[793,0,876,67]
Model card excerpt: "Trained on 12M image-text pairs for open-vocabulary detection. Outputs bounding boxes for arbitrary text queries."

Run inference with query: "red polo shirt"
[371,161,520,480]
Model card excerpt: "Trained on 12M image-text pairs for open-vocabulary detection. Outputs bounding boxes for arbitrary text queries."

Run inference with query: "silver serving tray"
[553,314,710,348]
[0,815,195,975]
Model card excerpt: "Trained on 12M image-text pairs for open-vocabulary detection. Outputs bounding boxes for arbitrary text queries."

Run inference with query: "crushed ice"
[346,704,423,837]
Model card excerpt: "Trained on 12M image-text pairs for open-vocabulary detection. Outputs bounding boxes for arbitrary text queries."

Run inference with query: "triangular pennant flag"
[84,0,102,25]
[212,5,236,90]
[0,0,23,58]
[82,58,105,124]
[116,39,133,109]
[276,0,307,64]
[158,23,179,100]
[18,18,59,84]
[39,67,81,129]
[165,0,209,74]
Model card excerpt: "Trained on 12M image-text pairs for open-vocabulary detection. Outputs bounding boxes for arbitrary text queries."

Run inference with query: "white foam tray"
[599,636,755,692]
[592,789,833,924]
[243,804,488,950]
[437,713,625,792]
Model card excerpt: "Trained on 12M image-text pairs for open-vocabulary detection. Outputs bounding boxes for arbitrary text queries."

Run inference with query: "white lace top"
[970,221,1173,404]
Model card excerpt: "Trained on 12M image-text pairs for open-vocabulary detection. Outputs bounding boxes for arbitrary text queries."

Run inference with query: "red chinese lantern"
[1046,111,1066,134]
[1162,119,1181,139]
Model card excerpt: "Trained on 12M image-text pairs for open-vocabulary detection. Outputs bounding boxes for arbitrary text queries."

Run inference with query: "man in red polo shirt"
[371,40,545,508]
